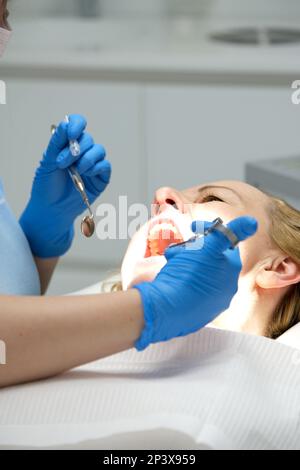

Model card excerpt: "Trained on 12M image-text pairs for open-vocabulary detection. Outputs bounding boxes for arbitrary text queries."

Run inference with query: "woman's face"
[121,180,274,290]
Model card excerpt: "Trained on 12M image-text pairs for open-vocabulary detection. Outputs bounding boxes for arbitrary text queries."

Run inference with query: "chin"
[122,255,167,290]
[121,207,194,290]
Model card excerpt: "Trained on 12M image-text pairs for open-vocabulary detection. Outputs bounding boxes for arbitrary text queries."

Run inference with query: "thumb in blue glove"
[133,216,258,351]
[20,114,111,258]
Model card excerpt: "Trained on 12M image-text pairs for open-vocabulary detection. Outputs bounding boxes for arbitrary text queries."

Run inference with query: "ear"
[256,256,300,289]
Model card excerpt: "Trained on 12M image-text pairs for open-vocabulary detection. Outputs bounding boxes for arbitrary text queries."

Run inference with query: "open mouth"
[144,218,184,258]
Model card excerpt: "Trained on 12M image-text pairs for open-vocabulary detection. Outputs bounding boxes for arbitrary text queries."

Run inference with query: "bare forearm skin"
[0,289,144,388]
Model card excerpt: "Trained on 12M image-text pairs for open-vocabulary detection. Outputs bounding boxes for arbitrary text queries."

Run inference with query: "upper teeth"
[149,222,179,239]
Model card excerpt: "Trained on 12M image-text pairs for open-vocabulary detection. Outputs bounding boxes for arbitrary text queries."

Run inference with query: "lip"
[121,207,194,290]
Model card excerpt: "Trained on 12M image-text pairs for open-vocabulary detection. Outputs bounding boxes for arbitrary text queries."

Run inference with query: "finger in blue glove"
[20,114,111,258]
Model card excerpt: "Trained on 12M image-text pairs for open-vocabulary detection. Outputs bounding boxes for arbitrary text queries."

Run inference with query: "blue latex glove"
[134,216,258,351]
[20,114,111,258]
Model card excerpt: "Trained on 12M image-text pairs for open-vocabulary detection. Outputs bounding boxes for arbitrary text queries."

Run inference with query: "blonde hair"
[265,195,300,339]
[102,193,300,339]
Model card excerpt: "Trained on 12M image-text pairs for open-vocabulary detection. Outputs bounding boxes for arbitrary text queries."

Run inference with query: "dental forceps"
[168,217,239,250]
[50,119,95,238]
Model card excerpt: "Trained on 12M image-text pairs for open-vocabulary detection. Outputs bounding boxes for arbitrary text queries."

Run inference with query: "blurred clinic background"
[1,0,300,294]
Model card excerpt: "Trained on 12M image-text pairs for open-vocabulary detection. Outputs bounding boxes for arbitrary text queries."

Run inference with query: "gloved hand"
[134,216,258,351]
[20,114,111,258]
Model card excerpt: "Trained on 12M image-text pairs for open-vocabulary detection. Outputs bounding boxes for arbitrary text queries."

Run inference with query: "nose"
[153,186,186,215]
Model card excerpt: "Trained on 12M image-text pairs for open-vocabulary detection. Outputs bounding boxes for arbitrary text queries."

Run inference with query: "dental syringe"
[168,217,239,250]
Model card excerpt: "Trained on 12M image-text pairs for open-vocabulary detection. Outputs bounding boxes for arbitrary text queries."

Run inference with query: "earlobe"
[256,257,300,289]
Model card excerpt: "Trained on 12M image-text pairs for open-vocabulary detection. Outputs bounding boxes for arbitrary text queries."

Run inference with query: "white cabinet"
[144,85,300,199]
[0,79,144,268]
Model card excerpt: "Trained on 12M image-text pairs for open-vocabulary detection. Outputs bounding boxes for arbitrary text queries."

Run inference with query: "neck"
[212,276,282,336]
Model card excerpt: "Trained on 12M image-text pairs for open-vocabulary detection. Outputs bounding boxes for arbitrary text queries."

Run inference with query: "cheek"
[238,232,265,274]
[122,223,147,268]
[190,204,264,273]
[190,203,241,226]
[121,222,156,290]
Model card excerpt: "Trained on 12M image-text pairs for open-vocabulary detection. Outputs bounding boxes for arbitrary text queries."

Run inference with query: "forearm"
[34,256,59,294]
[0,289,144,388]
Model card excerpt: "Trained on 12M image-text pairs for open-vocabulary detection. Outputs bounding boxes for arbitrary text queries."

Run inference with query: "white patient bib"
[0,178,40,295]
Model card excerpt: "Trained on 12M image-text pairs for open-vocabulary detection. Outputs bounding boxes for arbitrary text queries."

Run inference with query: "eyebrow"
[198,185,243,203]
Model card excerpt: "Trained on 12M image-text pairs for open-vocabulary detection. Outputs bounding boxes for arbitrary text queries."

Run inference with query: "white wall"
[9,0,81,18]
[101,0,300,20]
[10,1,300,21]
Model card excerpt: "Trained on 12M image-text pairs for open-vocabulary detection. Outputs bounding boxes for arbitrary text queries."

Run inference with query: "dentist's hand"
[134,216,258,351]
[20,114,111,258]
